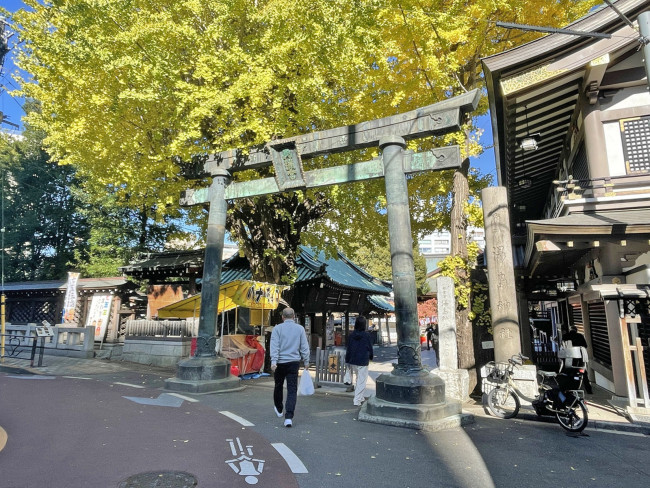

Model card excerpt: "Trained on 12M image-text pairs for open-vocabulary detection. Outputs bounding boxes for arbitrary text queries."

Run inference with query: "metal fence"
[1,332,42,367]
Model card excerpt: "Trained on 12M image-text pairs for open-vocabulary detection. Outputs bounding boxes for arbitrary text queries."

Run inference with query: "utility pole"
[0,17,18,130]
[0,17,8,362]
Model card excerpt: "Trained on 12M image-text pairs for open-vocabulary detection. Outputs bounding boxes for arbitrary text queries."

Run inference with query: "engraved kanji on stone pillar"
[482,186,521,362]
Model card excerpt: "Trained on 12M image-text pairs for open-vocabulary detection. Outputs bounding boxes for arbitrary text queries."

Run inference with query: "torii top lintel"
[203,89,480,176]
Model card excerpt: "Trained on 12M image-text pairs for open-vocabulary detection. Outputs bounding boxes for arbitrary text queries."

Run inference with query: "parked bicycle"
[485,353,588,432]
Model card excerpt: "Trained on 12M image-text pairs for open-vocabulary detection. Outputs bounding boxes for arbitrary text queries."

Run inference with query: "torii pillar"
[165,169,241,393]
[358,136,473,430]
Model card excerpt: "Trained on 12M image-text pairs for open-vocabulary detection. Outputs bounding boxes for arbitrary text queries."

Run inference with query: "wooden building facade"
[482,0,650,410]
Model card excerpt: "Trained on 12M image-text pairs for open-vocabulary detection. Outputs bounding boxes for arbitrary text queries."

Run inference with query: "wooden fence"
[314,347,349,388]
[125,318,198,338]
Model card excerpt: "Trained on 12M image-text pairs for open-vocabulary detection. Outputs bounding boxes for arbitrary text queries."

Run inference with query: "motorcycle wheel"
[487,387,520,419]
[555,397,588,432]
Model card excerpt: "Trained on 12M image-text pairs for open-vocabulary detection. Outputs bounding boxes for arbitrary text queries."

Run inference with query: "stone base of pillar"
[165,356,243,394]
[357,371,474,431]
[433,369,470,403]
[626,405,650,425]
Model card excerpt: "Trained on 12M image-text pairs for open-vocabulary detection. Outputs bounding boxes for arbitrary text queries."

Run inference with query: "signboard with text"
[61,272,80,323]
[86,295,113,340]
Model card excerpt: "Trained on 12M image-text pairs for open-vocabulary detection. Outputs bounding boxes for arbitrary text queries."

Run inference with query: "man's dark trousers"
[274,361,300,419]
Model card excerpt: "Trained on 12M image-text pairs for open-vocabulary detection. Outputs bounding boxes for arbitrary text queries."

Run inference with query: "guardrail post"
[83,326,94,351]
[38,336,45,366]
[29,333,37,367]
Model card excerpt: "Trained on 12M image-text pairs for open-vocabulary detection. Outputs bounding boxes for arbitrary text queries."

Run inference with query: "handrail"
[0,332,41,366]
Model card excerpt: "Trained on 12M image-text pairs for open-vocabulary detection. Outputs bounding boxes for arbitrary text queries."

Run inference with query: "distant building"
[418,227,486,274]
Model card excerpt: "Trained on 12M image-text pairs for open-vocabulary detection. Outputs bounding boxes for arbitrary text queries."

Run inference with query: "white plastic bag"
[343,368,352,385]
[298,368,314,396]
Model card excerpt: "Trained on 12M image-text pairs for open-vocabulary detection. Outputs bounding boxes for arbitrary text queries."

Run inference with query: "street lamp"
[520,136,539,152]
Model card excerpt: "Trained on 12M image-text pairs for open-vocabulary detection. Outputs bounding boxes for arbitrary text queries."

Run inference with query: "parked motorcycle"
[486,353,588,432]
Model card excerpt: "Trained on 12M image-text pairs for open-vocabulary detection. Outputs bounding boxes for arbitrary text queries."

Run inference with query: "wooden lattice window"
[588,301,611,368]
[9,299,58,324]
[9,300,33,323]
[620,116,650,174]
[570,301,584,335]
[623,298,650,396]
[570,142,590,181]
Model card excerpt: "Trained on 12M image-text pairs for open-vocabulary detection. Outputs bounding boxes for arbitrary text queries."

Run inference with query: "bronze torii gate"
[166,90,480,427]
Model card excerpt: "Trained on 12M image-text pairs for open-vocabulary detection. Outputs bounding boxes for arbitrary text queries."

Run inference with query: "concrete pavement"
[2,345,650,488]
[1,345,646,433]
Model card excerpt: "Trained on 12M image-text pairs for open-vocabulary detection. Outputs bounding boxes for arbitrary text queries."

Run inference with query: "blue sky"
[1,0,497,182]
[0,0,25,132]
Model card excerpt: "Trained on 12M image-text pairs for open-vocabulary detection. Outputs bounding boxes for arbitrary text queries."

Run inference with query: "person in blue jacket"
[345,315,374,406]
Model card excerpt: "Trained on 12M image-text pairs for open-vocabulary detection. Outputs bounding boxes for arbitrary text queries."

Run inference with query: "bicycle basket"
[486,362,509,382]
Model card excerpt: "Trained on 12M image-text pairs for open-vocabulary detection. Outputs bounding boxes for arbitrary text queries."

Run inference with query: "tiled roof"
[367,294,394,312]
[0,277,133,292]
[296,247,391,294]
[119,250,205,274]
[220,246,391,295]
[121,246,392,296]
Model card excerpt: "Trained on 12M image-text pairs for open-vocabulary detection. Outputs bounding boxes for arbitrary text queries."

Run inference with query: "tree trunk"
[227,192,330,285]
[450,141,477,392]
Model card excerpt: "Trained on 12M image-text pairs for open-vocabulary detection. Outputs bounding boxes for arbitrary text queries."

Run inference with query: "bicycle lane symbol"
[225,437,265,485]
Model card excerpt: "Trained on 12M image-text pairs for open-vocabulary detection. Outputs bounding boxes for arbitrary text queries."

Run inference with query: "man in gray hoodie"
[270,307,310,427]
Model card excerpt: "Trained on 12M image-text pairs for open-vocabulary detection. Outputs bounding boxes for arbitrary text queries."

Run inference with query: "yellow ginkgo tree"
[9,0,599,382]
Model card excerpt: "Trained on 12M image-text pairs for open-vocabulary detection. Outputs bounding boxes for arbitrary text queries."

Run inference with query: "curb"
[590,419,650,434]
[0,364,32,375]
[463,404,650,434]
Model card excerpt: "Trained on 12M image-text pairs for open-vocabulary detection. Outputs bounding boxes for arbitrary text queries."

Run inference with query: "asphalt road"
[1,367,649,488]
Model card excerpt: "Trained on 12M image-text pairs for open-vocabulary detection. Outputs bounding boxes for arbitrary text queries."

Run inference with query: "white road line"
[0,426,7,452]
[219,411,255,426]
[7,375,55,380]
[272,443,308,474]
[113,382,145,389]
[167,392,199,403]
[311,409,352,417]
[62,376,92,380]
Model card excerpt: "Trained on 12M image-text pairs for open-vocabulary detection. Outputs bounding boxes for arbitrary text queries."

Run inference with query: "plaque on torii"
[165,90,480,401]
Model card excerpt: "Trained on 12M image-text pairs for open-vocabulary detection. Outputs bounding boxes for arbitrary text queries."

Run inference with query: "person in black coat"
[345,315,374,406]
[425,324,435,350]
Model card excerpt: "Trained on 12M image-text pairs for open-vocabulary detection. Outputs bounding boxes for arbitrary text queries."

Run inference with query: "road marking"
[63,376,93,380]
[0,426,7,452]
[123,393,185,407]
[7,375,55,380]
[167,392,199,403]
[225,437,265,484]
[271,443,308,474]
[113,382,145,389]
[311,409,351,417]
[219,411,254,426]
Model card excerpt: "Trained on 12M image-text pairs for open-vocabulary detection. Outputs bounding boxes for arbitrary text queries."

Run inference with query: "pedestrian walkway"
[2,344,648,434]
[299,345,650,434]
